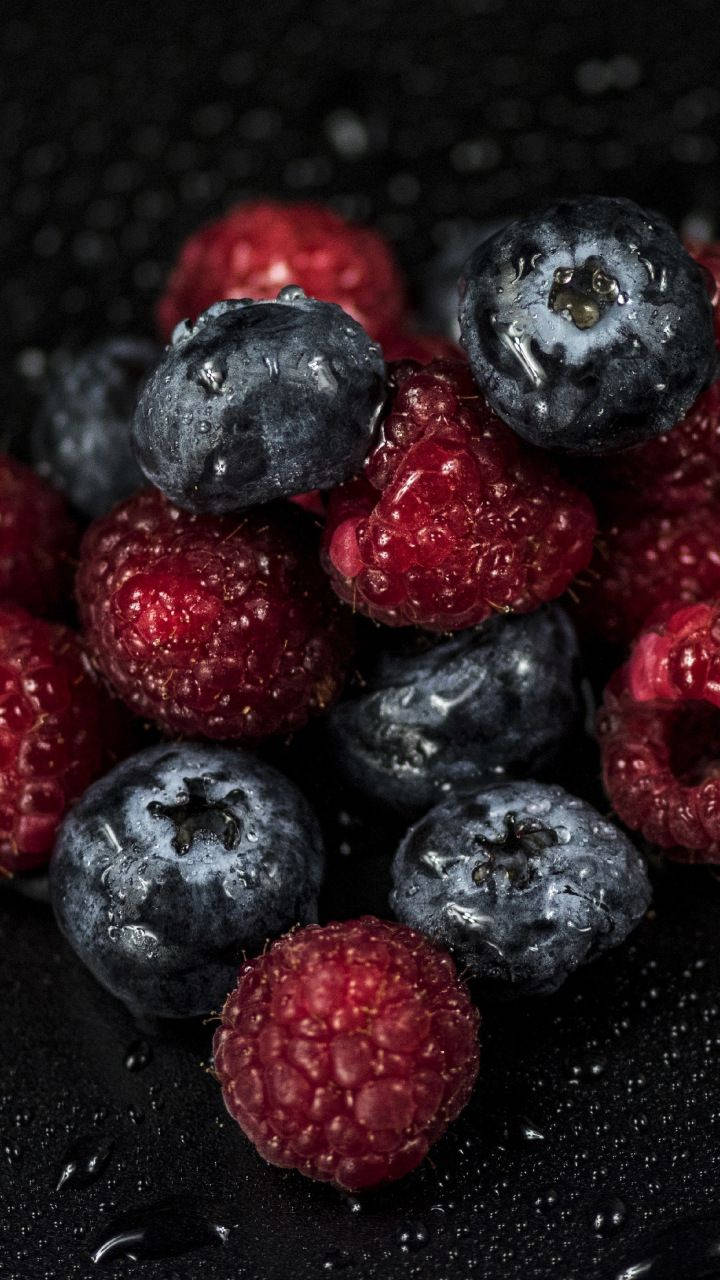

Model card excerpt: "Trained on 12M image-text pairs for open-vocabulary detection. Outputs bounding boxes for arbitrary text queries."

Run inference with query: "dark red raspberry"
[321,361,596,631]
[77,490,353,740]
[627,601,720,707]
[381,330,464,364]
[213,916,480,1191]
[156,200,409,343]
[688,239,720,349]
[0,604,131,875]
[578,382,720,515]
[574,502,720,646]
[599,650,720,863]
[0,455,78,616]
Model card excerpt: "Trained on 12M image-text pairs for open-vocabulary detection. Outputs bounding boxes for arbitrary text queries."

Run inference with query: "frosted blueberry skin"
[49,743,325,1019]
[326,605,583,816]
[132,289,386,513]
[31,337,156,519]
[459,196,717,454]
[391,780,651,998]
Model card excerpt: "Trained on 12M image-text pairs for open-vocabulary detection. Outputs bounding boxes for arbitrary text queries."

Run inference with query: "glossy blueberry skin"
[327,605,583,815]
[459,196,717,454]
[31,337,156,518]
[391,780,651,998]
[49,743,325,1018]
[132,289,386,513]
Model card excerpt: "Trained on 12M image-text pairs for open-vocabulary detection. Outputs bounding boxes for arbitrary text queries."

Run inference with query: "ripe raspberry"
[156,200,409,342]
[213,916,480,1191]
[578,382,720,515]
[627,601,720,708]
[599,654,720,863]
[0,604,131,875]
[321,361,596,631]
[688,239,720,348]
[574,502,720,646]
[381,330,464,364]
[0,455,78,616]
[77,490,353,740]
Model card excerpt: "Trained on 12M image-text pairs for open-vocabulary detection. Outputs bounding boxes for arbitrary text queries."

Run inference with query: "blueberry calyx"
[548,257,621,330]
[147,777,244,854]
[471,812,557,887]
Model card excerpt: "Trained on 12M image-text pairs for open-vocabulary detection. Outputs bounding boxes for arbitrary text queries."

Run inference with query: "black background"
[4,1,720,1278]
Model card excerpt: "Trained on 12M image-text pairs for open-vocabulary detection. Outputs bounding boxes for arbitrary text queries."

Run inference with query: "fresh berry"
[321,361,596,630]
[213,916,479,1190]
[134,292,385,514]
[0,604,130,875]
[0,455,78,616]
[688,239,720,348]
[599,658,720,861]
[391,780,650,997]
[381,330,463,364]
[327,605,583,814]
[31,338,156,519]
[573,502,720,646]
[628,600,720,707]
[156,200,409,343]
[76,490,353,740]
[580,381,720,514]
[459,196,717,453]
[50,743,325,1017]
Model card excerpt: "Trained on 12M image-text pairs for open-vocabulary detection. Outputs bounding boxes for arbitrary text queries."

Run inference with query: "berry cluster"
[12,193,720,1191]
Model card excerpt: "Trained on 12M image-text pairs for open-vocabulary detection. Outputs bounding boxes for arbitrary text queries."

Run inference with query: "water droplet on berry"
[277,284,306,304]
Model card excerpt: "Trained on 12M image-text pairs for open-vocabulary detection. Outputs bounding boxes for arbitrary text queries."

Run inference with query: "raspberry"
[381,331,464,364]
[579,382,720,515]
[77,490,353,740]
[574,502,720,646]
[0,604,130,875]
[321,361,596,631]
[688,239,720,348]
[156,200,409,343]
[599,650,720,863]
[213,916,479,1191]
[0,455,78,616]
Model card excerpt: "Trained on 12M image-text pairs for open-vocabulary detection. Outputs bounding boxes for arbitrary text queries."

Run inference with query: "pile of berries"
[9,193,720,1192]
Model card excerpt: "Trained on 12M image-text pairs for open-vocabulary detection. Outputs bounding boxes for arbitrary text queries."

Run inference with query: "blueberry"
[391,780,650,997]
[49,743,324,1018]
[459,196,717,453]
[132,288,386,513]
[326,606,584,815]
[31,337,157,518]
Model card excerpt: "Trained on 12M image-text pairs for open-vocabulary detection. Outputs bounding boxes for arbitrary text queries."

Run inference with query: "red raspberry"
[77,490,353,740]
[321,361,596,631]
[579,382,720,515]
[156,200,409,343]
[688,239,720,348]
[0,604,131,875]
[599,646,720,863]
[0,455,78,616]
[213,916,480,1191]
[381,330,464,364]
[574,503,720,646]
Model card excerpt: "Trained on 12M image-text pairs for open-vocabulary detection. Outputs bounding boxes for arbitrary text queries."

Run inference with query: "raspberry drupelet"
[573,502,720,646]
[76,490,353,741]
[213,916,480,1191]
[156,199,409,343]
[0,604,131,875]
[321,361,596,631]
[0,455,78,617]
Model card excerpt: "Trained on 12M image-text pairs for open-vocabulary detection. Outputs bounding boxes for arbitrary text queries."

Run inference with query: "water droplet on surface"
[89,1198,230,1264]
[397,1221,430,1253]
[124,1040,152,1072]
[323,1248,353,1271]
[593,1195,627,1233]
[277,284,306,303]
[56,1135,114,1191]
